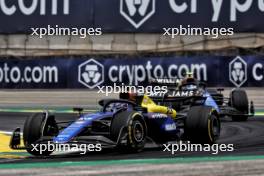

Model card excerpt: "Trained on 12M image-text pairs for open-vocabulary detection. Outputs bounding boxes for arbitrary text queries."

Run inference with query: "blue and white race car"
[151,73,255,122]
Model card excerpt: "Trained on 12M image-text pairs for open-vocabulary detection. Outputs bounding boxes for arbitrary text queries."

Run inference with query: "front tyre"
[23,112,58,156]
[111,111,147,152]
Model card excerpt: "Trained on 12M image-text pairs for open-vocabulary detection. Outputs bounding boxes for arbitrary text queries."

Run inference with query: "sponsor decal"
[165,123,176,131]
[78,59,104,89]
[120,0,155,28]
[252,62,264,82]
[153,78,180,84]
[149,90,200,97]
[0,0,69,15]
[118,0,264,30]
[1,0,264,33]
[150,113,168,119]
[0,63,58,84]
[229,56,247,87]
[108,61,207,85]
[3,56,264,89]
[167,91,195,97]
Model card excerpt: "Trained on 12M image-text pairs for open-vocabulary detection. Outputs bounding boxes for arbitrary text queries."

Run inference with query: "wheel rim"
[133,121,144,142]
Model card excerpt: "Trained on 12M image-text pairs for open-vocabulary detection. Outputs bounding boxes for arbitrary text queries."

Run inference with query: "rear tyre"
[23,112,58,156]
[230,89,249,121]
[111,111,147,152]
[185,106,220,144]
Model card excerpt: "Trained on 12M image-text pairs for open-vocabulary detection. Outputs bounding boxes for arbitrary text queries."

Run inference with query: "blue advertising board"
[0,0,264,33]
[0,56,263,89]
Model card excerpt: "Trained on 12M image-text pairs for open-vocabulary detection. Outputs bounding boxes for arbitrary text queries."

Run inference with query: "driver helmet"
[179,72,198,91]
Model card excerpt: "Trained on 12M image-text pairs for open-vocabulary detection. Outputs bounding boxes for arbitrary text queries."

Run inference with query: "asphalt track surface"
[0,111,264,175]
[0,112,264,163]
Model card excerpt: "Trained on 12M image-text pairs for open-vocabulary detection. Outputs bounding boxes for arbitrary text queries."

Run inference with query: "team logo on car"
[150,113,168,119]
[120,0,156,28]
[165,123,176,131]
[229,56,247,87]
[78,59,104,89]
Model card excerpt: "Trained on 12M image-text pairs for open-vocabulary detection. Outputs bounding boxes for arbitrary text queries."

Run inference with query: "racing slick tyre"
[185,106,220,144]
[230,89,249,121]
[23,112,58,156]
[111,111,147,153]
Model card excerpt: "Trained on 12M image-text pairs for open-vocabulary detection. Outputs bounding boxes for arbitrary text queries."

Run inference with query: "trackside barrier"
[0,56,264,89]
[0,0,264,33]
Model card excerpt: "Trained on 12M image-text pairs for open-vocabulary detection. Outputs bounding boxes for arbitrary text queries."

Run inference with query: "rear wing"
[150,93,207,105]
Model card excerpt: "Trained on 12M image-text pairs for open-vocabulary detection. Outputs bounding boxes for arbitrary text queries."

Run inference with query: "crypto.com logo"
[229,56,247,87]
[120,0,155,29]
[78,59,104,89]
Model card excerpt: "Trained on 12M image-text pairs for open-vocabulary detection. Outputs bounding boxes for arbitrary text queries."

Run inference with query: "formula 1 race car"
[206,88,254,121]
[150,73,255,122]
[10,95,221,156]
